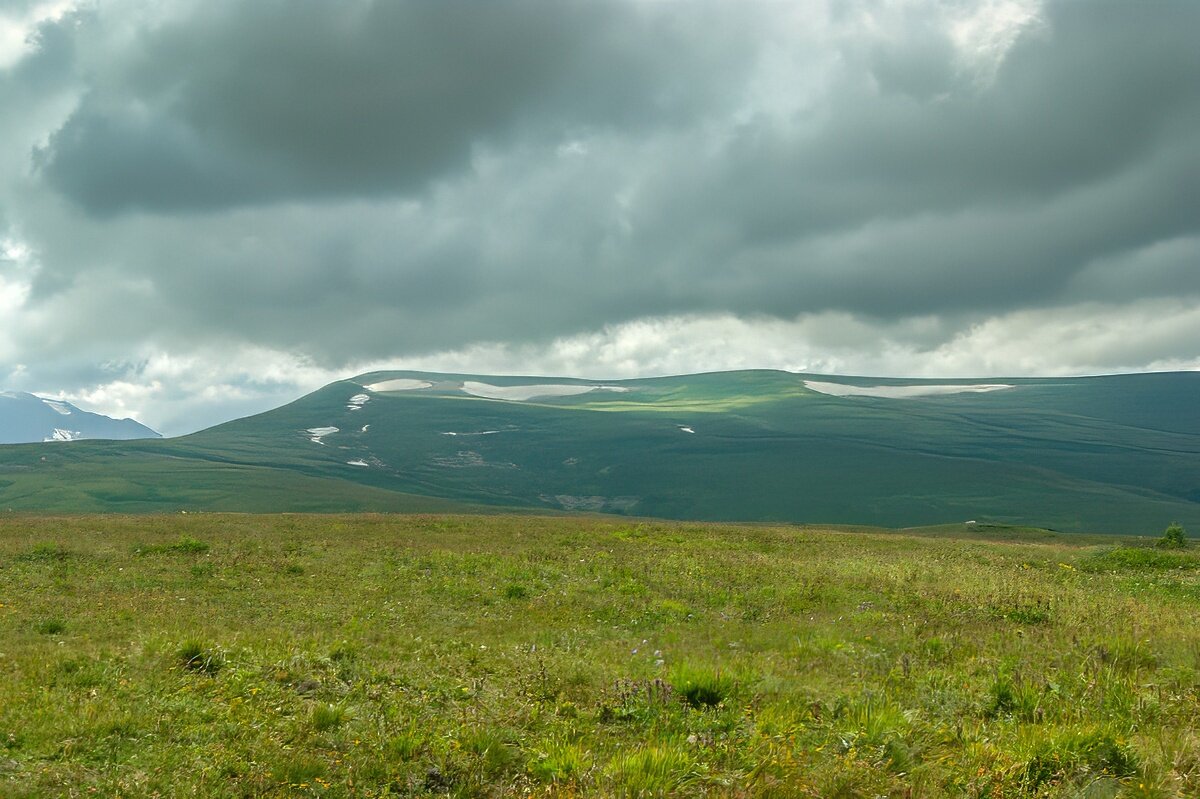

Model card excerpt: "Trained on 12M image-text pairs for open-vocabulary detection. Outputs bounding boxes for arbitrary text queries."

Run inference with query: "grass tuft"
[311,704,346,732]
[527,737,589,783]
[606,742,699,796]
[669,663,733,709]
[177,641,224,675]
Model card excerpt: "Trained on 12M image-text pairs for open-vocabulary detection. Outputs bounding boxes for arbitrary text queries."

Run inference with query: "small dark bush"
[504,583,529,600]
[1158,522,1187,549]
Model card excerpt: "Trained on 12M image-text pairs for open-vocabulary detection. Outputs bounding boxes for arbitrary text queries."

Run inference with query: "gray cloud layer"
[37,0,761,212]
[1,0,1198,431]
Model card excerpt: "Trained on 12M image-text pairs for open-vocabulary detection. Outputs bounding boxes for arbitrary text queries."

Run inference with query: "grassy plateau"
[3,514,1200,797]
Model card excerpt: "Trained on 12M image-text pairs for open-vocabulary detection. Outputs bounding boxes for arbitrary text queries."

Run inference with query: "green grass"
[3,513,1200,797]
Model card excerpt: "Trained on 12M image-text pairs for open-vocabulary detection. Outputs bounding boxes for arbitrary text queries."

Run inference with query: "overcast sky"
[1,0,1198,435]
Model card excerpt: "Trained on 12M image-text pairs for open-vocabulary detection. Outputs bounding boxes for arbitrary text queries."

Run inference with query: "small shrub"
[178,641,224,675]
[670,663,733,709]
[311,704,346,732]
[34,618,66,635]
[503,583,529,599]
[282,563,305,575]
[1158,522,1187,549]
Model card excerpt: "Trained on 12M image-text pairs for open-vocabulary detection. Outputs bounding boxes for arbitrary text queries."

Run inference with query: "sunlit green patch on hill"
[2,514,1199,797]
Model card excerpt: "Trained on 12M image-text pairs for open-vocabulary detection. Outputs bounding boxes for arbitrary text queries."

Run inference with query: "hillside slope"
[0,370,1197,531]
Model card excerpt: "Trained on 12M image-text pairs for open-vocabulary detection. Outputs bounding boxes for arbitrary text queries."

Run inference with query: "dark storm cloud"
[35,0,762,213]
[3,0,1200,416]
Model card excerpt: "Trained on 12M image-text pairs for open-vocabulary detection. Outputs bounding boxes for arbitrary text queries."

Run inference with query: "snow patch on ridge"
[42,399,73,416]
[346,459,369,467]
[45,428,82,442]
[307,426,339,444]
[803,381,1014,399]
[347,393,371,411]
[461,382,630,401]
[365,379,432,392]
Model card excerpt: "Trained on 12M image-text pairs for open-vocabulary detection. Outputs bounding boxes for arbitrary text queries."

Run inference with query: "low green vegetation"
[1157,523,1188,550]
[2,513,1200,797]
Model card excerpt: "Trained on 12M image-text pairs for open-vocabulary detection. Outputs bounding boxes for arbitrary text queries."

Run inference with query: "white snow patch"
[45,428,82,442]
[346,393,371,410]
[365,378,433,392]
[346,459,369,467]
[461,381,630,401]
[441,430,500,437]
[803,381,1014,399]
[361,425,370,433]
[307,426,339,444]
[42,399,73,416]
[679,426,695,434]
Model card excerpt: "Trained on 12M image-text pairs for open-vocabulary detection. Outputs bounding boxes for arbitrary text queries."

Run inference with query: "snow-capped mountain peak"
[0,392,161,444]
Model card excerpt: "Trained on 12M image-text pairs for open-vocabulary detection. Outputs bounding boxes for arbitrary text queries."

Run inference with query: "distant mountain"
[0,391,160,444]
[0,370,1196,533]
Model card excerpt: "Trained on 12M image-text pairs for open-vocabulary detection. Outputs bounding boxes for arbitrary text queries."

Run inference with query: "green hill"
[1,370,1197,532]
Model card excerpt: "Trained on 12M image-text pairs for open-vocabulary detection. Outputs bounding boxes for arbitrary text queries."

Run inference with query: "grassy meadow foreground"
[2,516,1200,797]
